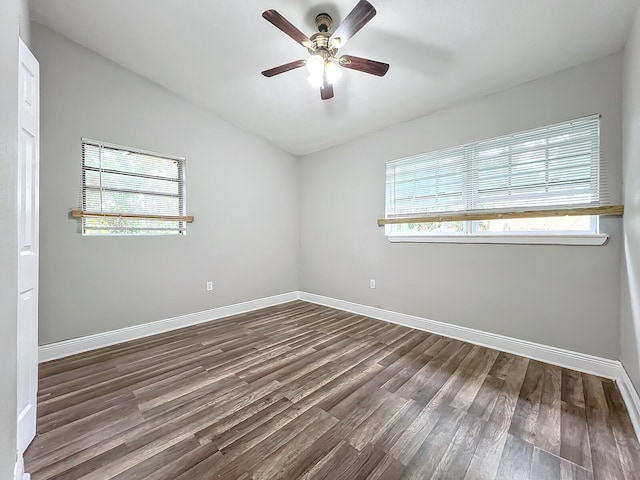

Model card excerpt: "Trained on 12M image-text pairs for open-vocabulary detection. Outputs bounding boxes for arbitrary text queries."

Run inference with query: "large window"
[384,115,607,239]
[80,139,187,236]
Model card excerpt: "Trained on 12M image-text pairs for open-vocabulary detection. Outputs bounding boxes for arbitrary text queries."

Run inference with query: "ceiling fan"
[261,0,389,100]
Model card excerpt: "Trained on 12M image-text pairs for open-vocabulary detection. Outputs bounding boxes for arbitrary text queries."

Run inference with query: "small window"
[384,115,606,239]
[80,139,187,236]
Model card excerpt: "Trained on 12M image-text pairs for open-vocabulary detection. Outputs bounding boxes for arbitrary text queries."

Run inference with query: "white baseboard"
[14,451,29,480]
[38,292,299,363]
[617,364,640,441]
[298,291,621,379]
[41,289,623,379]
[299,291,640,441]
[36,289,640,443]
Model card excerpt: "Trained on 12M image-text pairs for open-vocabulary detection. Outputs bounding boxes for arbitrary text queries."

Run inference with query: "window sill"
[386,234,609,246]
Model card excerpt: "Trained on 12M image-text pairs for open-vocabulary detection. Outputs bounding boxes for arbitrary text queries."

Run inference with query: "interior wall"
[621,8,640,392]
[18,0,30,44]
[299,53,624,359]
[33,23,299,345]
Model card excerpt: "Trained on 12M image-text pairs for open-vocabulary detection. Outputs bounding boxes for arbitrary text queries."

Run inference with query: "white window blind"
[81,139,187,235]
[385,115,606,222]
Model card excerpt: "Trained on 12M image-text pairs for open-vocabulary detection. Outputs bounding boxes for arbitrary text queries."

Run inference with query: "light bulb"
[325,61,343,84]
[308,72,324,87]
[306,54,325,76]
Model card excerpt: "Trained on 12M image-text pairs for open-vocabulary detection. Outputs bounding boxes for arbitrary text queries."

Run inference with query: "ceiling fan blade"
[262,60,307,77]
[340,55,389,76]
[320,81,334,100]
[262,10,312,48]
[331,0,376,48]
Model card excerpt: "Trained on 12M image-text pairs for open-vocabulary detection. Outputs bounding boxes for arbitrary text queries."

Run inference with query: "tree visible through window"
[81,139,187,236]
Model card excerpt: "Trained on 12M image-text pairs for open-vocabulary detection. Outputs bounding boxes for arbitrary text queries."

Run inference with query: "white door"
[16,37,39,456]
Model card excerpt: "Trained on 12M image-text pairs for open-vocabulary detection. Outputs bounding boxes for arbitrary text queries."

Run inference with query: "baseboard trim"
[298,291,640,440]
[42,289,622,378]
[38,292,299,363]
[298,292,640,441]
[37,289,640,442]
[298,291,621,379]
[14,451,29,480]
[617,364,640,441]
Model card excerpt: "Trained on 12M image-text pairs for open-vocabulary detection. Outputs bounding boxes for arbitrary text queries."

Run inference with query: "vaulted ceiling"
[29,0,639,155]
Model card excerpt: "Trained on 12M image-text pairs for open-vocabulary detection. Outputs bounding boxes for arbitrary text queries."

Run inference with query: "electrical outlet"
[206,281,213,291]
[370,279,376,289]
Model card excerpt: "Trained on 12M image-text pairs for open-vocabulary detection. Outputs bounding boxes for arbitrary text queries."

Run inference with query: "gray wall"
[299,53,624,359]
[30,16,630,363]
[18,0,30,45]
[1,0,30,477]
[33,24,299,345]
[621,8,640,392]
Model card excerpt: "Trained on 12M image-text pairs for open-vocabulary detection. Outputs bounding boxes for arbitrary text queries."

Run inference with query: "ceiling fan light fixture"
[262,1,386,99]
[306,54,325,76]
[308,72,324,87]
[325,61,343,84]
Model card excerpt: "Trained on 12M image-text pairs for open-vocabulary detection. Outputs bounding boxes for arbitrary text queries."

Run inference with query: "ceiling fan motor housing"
[315,13,332,32]
[310,13,333,55]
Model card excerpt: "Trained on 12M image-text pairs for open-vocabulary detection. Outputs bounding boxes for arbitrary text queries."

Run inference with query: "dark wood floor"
[25,301,640,480]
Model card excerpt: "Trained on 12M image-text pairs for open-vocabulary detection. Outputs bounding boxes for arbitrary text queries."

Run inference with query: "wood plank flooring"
[25,301,640,479]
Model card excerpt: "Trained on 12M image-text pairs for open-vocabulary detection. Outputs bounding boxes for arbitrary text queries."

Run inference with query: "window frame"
[383,115,609,245]
[80,138,188,236]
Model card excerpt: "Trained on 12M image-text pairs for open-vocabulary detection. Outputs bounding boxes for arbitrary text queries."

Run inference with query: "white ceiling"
[30,0,639,156]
